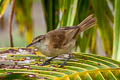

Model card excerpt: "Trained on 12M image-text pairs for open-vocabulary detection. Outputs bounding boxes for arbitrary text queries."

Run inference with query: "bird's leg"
[59,54,72,68]
[41,56,57,66]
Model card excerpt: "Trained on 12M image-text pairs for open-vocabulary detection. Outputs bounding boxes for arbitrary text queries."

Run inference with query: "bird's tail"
[78,14,96,31]
[73,14,96,39]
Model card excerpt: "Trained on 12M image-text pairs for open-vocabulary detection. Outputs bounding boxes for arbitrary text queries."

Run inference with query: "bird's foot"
[40,56,57,66]
[41,60,51,66]
[59,61,67,68]
[59,54,72,68]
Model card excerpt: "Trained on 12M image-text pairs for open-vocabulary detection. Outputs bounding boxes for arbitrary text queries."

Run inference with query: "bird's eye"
[38,39,41,42]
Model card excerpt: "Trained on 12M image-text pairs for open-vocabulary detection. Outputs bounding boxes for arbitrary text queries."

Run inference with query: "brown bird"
[27,14,96,67]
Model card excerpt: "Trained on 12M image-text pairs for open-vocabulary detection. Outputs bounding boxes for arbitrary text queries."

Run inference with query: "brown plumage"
[27,14,96,57]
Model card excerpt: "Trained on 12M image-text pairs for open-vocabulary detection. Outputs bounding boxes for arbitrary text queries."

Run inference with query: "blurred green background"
[0,0,120,60]
[0,0,46,47]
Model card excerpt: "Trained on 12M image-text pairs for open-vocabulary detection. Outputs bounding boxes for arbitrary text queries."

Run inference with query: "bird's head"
[26,35,45,48]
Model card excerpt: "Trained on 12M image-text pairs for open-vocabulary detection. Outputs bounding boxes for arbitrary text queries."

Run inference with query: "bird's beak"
[26,41,38,48]
[26,43,34,47]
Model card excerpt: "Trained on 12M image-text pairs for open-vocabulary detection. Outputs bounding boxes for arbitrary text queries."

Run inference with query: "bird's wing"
[46,29,66,48]
[60,26,79,45]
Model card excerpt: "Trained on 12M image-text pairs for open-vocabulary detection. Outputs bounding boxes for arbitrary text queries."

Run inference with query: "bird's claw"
[40,56,57,66]
[59,62,67,68]
[41,61,50,66]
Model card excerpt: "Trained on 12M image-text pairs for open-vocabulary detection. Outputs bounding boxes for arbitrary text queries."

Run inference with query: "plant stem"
[8,0,15,47]
[112,0,120,60]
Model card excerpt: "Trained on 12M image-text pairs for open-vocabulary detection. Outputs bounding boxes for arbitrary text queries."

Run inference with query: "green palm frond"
[112,0,120,61]
[0,48,120,80]
[92,0,113,57]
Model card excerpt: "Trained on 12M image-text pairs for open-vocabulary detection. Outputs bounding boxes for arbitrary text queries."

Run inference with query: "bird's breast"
[37,39,75,57]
